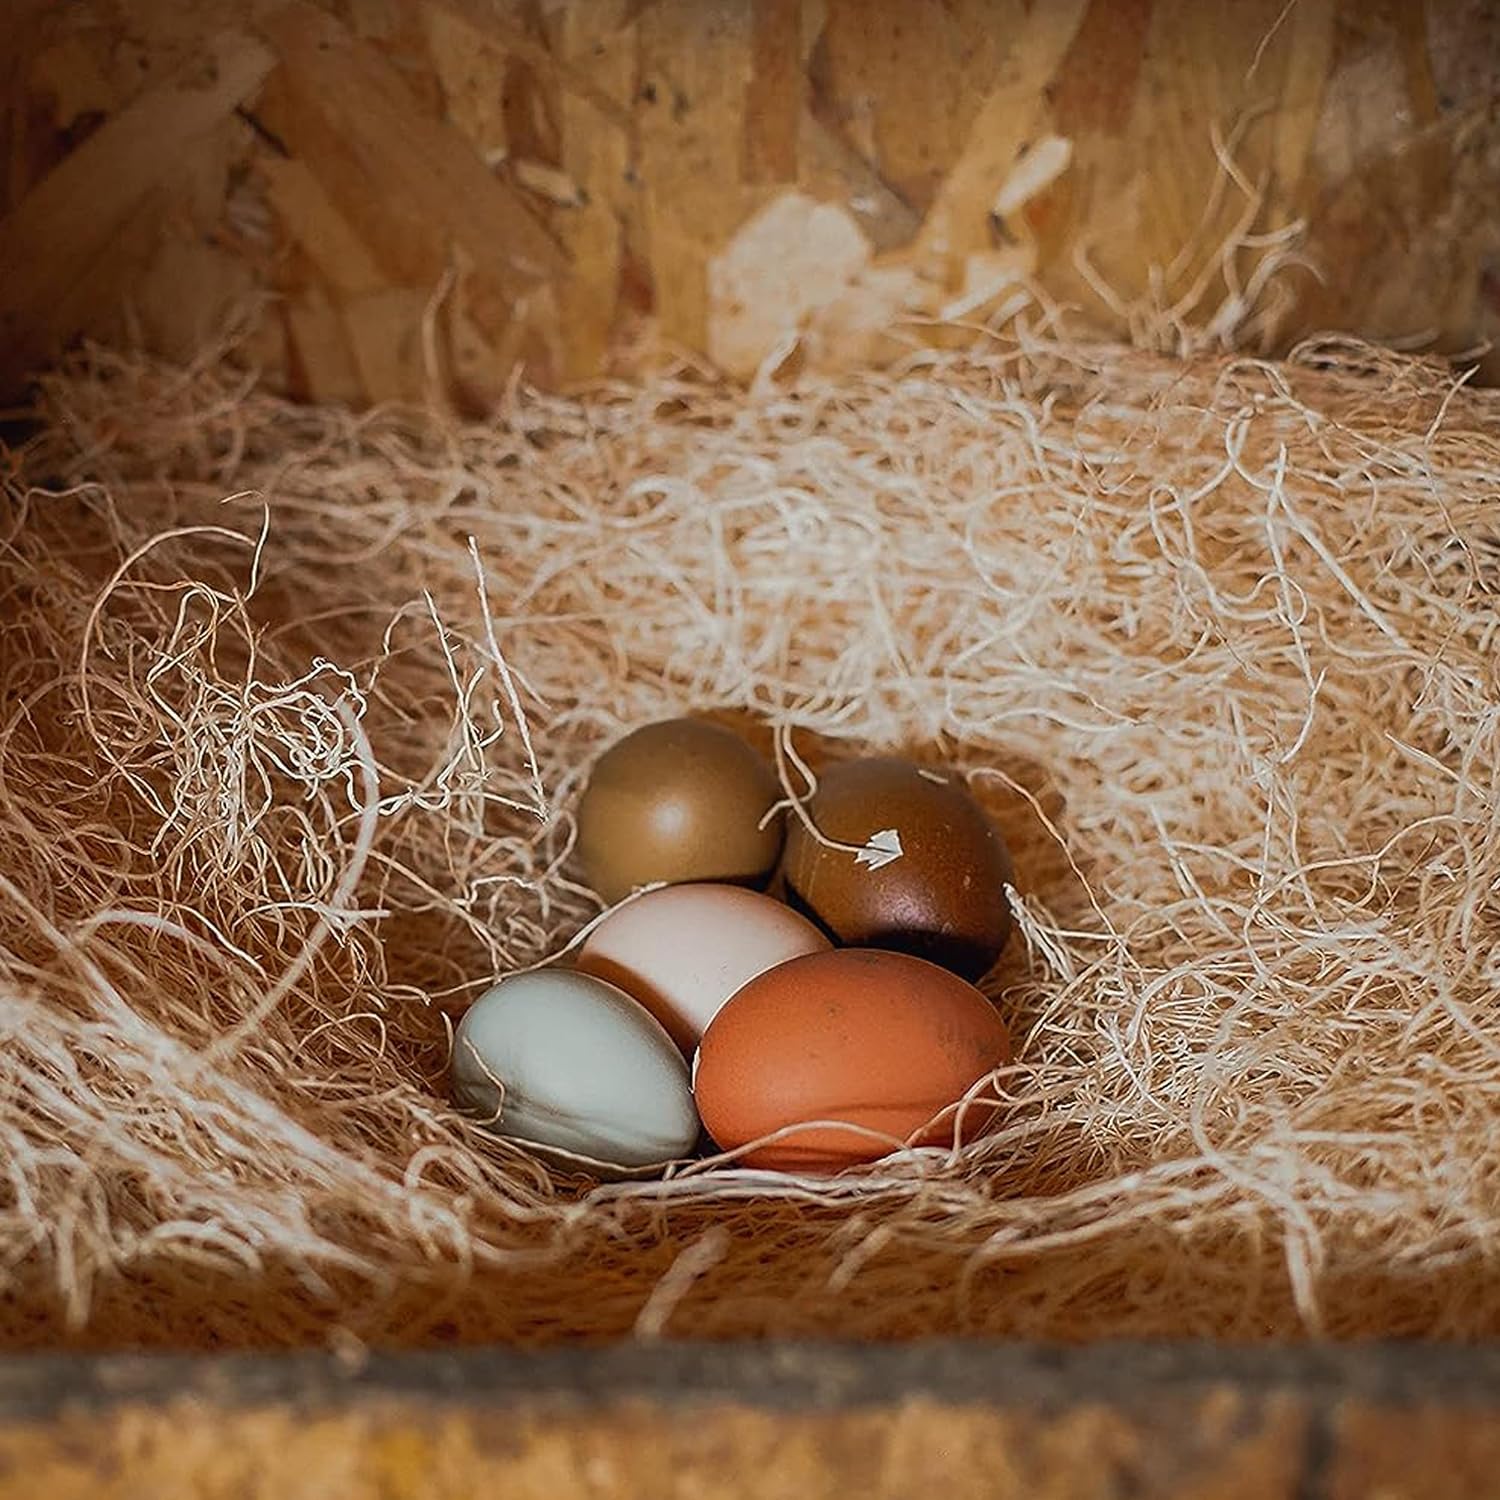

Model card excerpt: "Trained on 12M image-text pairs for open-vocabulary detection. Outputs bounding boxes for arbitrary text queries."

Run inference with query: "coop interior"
[2,0,1499,1359]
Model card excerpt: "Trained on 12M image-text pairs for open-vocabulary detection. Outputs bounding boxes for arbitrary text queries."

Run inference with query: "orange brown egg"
[693,947,1011,1171]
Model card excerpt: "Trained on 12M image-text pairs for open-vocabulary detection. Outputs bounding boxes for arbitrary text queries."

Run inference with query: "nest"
[2,330,1498,1351]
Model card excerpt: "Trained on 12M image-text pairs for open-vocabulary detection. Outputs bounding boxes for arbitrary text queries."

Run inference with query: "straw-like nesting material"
[2,332,1498,1351]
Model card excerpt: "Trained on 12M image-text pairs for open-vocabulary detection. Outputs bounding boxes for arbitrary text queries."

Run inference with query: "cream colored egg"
[576,883,831,1054]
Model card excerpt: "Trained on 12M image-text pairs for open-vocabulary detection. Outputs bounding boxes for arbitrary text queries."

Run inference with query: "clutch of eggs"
[450,717,1017,1173]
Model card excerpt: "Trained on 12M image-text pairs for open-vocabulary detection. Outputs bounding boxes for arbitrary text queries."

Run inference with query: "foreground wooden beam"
[0,1341,1494,1497]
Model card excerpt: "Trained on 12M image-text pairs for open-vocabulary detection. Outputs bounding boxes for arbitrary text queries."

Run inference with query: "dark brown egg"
[576,718,784,905]
[782,756,1014,981]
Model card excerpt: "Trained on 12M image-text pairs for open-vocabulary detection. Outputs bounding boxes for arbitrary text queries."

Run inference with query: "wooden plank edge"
[0,1340,1497,1497]
[2,1339,1497,1418]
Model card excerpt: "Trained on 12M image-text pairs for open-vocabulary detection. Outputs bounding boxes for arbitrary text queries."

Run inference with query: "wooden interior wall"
[3,0,1498,410]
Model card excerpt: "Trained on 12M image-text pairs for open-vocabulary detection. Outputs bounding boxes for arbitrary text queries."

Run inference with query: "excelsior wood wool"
[6,334,1500,1351]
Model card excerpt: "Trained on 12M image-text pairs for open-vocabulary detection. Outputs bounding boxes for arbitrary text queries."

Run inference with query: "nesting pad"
[2,335,1498,1350]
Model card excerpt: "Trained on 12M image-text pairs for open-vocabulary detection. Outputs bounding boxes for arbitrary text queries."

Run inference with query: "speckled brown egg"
[575,718,784,905]
[782,756,1014,981]
[694,947,1011,1171]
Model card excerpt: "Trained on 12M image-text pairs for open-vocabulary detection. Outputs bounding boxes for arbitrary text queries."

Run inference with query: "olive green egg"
[575,717,784,905]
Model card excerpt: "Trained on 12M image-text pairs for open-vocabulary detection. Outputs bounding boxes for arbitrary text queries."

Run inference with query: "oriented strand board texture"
[3,0,1499,404]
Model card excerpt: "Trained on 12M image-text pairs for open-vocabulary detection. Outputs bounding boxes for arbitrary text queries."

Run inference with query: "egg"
[576,883,830,1053]
[575,718,784,905]
[694,948,1011,1171]
[450,970,699,1168]
[783,756,1015,981]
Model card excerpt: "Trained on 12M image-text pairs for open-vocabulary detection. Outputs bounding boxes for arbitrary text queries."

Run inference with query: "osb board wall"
[3,0,1499,412]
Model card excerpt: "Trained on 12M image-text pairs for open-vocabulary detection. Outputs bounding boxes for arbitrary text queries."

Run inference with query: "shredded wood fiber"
[2,334,1498,1350]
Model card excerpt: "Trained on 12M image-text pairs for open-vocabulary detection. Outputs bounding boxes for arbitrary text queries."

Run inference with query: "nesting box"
[3,2,1500,1494]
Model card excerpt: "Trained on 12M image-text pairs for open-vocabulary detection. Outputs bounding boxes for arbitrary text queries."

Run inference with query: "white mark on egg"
[855,828,904,871]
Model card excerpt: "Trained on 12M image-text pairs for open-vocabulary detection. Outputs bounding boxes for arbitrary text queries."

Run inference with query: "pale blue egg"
[451,969,699,1168]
